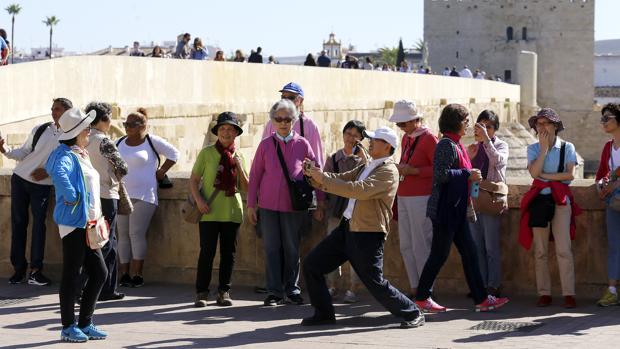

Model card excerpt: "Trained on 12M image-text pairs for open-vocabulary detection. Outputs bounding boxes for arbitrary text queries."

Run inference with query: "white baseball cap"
[389,100,423,123]
[363,126,399,149]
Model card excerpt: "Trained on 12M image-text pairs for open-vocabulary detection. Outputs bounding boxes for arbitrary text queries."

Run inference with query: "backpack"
[31,122,53,152]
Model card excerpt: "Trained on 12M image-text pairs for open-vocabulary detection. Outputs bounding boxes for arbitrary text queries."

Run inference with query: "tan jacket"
[318,158,398,235]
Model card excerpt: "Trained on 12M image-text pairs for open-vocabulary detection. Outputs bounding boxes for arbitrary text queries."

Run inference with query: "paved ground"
[1,280,619,349]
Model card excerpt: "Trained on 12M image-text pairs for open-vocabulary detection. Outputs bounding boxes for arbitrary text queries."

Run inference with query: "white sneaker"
[343,290,358,303]
[328,288,337,298]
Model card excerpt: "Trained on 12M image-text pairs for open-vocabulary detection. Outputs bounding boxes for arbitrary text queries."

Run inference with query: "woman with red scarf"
[415,104,509,313]
[190,112,249,307]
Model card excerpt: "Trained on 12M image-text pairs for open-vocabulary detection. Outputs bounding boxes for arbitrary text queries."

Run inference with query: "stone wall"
[0,171,608,297]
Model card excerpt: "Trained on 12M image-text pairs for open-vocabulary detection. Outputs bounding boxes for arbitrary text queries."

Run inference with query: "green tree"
[5,3,22,64]
[414,38,425,52]
[378,46,398,66]
[396,38,405,68]
[43,16,60,59]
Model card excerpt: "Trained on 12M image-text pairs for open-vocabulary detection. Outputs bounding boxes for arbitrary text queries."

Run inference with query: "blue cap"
[279,82,304,98]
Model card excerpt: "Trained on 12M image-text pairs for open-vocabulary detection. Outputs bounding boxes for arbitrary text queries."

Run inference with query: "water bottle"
[471,182,480,199]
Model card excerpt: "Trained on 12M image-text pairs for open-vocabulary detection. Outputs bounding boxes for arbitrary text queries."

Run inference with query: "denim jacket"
[45,144,88,228]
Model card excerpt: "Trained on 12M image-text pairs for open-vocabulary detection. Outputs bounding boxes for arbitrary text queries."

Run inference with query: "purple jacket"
[248,133,324,212]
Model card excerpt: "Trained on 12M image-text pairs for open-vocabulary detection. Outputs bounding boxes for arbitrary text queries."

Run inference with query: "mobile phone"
[304,159,314,171]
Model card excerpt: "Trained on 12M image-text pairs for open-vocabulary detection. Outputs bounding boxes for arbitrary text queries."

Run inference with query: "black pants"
[10,174,51,272]
[416,219,487,304]
[60,228,107,328]
[195,221,240,293]
[303,219,420,320]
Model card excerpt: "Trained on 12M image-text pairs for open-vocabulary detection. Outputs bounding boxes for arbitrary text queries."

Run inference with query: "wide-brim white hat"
[389,100,423,123]
[58,108,96,141]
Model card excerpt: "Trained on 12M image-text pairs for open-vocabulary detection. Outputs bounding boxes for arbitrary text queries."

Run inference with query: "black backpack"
[31,122,53,151]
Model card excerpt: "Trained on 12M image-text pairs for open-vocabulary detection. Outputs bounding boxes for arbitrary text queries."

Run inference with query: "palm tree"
[5,3,21,64]
[42,16,60,59]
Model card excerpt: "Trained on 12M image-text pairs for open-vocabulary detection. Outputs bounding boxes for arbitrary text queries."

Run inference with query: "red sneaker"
[563,295,576,309]
[415,297,447,313]
[476,295,509,312]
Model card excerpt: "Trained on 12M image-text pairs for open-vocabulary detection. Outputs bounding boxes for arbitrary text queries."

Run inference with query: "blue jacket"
[435,169,470,230]
[45,144,89,228]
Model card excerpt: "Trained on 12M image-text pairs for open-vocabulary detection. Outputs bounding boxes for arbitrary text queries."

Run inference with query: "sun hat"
[527,108,564,132]
[58,108,97,141]
[389,100,424,123]
[211,112,243,136]
[363,126,399,149]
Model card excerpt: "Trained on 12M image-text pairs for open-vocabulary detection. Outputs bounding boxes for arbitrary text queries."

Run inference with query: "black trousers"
[416,219,487,304]
[303,219,420,321]
[195,221,240,293]
[60,228,107,328]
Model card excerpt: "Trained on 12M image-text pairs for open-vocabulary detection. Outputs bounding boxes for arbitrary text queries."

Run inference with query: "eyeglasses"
[601,115,615,123]
[281,95,297,102]
[123,121,143,128]
[273,117,292,124]
[396,121,410,127]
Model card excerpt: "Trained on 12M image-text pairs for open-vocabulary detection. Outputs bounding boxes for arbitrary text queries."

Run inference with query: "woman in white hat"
[46,108,109,343]
[390,100,438,299]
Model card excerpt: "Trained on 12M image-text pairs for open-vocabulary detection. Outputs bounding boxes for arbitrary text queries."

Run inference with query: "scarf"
[471,138,495,179]
[409,125,430,139]
[443,132,471,169]
[70,145,89,159]
[214,140,237,197]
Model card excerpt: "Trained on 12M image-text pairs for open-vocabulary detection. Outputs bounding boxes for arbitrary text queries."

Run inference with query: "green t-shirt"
[191,145,246,223]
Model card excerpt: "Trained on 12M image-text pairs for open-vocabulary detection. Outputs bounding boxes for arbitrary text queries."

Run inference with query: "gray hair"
[269,99,299,123]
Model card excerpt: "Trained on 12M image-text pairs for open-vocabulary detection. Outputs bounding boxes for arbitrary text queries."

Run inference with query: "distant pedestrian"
[233,49,245,62]
[363,57,374,70]
[129,41,145,57]
[175,33,192,59]
[449,66,460,77]
[317,50,331,67]
[248,46,263,63]
[268,55,277,64]
[399,61,410,73]
[442,67,450,76]
[417,65,426,74]
[460,65,473,78]
[190,38,209,60]
[304,53,317,66]
[151,46,164,58]
[214,50,225,61]
[0,30,8,65]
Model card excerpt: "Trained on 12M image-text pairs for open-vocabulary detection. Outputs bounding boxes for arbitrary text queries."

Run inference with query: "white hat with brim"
[363,126,399,150]
[58,108,97,141]
[389,100,423,123]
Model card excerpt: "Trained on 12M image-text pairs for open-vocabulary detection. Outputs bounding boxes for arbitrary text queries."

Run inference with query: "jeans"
[303,219,420,320]
[10,174,51,272]
[606,207,620,281]
[416,218,487,304]
[468,213,502,288]
[258,208,305,298]
[195,221,240,293]
[60,228,107,328]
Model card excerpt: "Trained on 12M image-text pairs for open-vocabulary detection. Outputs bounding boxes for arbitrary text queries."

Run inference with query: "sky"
[0,0,617,57]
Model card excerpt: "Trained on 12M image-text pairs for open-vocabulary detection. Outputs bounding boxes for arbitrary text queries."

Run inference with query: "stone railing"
[0,171,607,297]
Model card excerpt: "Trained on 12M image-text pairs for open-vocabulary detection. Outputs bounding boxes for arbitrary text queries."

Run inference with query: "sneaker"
[119,273,132,287]
[254,286,268,294]
[98,292,125,301]
[131,275,144,288]
[263,295,284,306]
[79,323,108,340]
[300,313,336,326]
[476,295,509,312]
[415,297,447,313]
[597,289,619,307]
[343,290,359,303]
[563,295,577,309]
[194,292,208,308]
[9,270,26,284]
[60,324,88,343]
[27,270,51,286]
[536,295,552,307]
[287,294,304,305]
[216,291,233,306]
[400,312,425,329]
[328,287,337,298]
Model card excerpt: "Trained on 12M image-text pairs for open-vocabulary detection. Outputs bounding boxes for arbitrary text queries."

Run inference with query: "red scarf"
[443,132,472,169]
[214,140,237,196]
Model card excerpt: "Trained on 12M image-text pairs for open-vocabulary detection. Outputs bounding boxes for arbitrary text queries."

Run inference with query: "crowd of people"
[2,82,620,343]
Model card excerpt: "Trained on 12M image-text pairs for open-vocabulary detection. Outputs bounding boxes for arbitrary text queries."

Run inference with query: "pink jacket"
[248,133,324,212]
[262,113,324,170]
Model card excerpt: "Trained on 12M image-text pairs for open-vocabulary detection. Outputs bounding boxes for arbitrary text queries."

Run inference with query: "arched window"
[522,27,528,40]
[506,26,514,41]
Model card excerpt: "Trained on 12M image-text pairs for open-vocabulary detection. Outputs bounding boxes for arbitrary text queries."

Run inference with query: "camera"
[303,159,314,171]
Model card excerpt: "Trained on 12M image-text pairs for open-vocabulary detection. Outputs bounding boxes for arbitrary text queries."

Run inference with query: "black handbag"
[528,141,566,228]
[273,137,314,211]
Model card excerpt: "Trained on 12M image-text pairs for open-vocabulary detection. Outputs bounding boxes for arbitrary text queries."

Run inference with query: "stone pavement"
[1,280,619,349]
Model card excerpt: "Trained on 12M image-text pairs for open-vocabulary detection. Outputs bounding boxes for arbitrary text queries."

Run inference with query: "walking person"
[415,104,509,313]
[191,112,249,307]
[390,100,438,298]
[302,126,425,328]
[46,108,108,342]
[0,98,73,286]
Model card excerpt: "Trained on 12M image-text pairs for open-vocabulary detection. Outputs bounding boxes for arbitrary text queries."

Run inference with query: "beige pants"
[532,204,575,296]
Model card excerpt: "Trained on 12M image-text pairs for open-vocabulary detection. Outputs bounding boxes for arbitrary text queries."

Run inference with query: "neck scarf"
[214,140,238,197]
[70,145,89,160]
[409,125,430,139]
[443,132,472,170]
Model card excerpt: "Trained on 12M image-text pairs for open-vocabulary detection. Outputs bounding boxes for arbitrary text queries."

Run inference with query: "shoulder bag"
[273,137,314,211]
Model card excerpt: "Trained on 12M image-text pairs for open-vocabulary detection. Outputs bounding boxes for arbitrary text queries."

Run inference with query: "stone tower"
[425,0,600,171]
[323,33,342,61]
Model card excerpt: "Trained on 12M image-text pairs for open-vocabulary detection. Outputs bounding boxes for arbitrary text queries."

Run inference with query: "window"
[506,27,514,40]
[456,51,459,59]
[522,27,527,40]
[504,70,512,83]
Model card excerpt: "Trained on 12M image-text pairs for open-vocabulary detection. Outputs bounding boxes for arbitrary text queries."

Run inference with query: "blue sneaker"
[79,323,108,340]
[60,324,88,343]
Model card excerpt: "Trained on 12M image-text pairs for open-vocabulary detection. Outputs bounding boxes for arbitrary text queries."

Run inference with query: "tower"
[323,33,342,60]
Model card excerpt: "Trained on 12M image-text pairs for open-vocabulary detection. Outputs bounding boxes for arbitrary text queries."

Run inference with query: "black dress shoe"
[263,295,284,306]
[301,313,336,326]
[287,294,304,305]
[400,312,425,329]
[99,292,125,301]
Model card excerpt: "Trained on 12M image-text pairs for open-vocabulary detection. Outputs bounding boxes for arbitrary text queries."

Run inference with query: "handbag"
[117,181,134,215]
[606,143,620,212]
[273,137,314,211]
[86,216,110,250]
[473,180,508,216]
[181,188,220,224]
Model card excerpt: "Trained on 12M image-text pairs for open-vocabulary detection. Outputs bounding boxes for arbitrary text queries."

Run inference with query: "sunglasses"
[396,121,409,127]
[601,115,615,123]
[273,117,292,124]
[123,121,144,128]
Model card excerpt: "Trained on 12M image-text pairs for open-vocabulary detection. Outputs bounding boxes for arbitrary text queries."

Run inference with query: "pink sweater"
[248,133,324,211]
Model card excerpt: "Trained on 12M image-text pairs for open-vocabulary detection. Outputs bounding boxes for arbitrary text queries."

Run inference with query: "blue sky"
[0,0,617,56]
